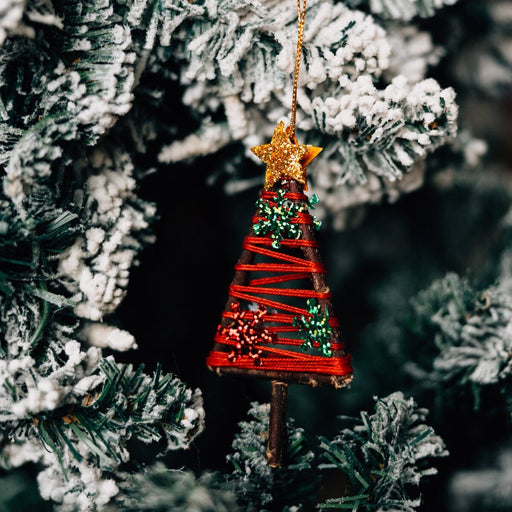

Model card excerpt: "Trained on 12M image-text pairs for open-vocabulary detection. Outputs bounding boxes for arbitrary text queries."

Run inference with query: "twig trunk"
[266,380,288,467]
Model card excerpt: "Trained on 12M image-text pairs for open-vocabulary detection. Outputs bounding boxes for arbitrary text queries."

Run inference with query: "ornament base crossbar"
[207,180,353,389]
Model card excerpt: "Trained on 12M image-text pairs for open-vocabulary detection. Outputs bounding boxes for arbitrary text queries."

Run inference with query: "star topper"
[251,121,323,190]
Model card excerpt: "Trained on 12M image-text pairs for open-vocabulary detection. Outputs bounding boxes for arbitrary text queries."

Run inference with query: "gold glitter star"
[251,121,322,190]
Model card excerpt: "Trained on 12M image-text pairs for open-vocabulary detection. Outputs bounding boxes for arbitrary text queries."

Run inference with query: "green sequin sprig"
[293,298,333,357]
[253,189,321,249]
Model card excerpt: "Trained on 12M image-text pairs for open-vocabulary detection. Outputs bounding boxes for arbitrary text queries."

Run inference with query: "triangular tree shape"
[207,179,353,389]
[207,121,354,466]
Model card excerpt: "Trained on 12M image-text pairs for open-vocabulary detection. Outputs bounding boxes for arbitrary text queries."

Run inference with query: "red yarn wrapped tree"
[207,121,353,466]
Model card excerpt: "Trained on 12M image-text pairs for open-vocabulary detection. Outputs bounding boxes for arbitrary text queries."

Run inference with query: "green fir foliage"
[33,360,203,468]
[162,0,458,189]
[115,463,238,512]
[227,402,317,512]
[318,392,447,511]
[407,273,512,394]
[109,396,446,511]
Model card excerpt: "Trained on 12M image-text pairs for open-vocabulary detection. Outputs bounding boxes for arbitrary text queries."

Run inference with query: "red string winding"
[206,189,353,377]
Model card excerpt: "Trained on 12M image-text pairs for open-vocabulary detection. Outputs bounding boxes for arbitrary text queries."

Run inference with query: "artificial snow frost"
[368,0,458,21]
[0,0,26,44]
[59,147,156,320]
[80,322,137,351]
[159,123,232,163]
[34,364,205,512]
[11,378,63,418]
[172,0,392,139]
[227,402,314,511]
[1,440,43,468]
[172,388,206,450]
[409,273,512,388]
[37,457,120,512]
[114,463,240,512]
[127,0,203,50]
[308,75,456,219]
[0,304,105,423]
[319,392,447,510]
[0,0,140,211]
[385,25,444,83]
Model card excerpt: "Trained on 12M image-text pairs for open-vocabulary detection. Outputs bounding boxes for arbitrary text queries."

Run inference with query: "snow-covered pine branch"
[33,360,204,512]
[319,392,447,511]
[161,0,457,217]
[0,4,204,509]
[115,463,239,512]
[0,203,204,507]
[126,0,203,50]
[59,145,156,321]
[226,402,316,512]
[358,0,458,21]
[408,273,512,389]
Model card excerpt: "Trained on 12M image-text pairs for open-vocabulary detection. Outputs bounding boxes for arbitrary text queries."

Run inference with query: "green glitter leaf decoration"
[293,298,333,357]
[253,189,321,249]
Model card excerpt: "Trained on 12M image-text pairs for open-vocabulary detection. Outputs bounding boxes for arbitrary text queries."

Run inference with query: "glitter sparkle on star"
[251,121,322,190]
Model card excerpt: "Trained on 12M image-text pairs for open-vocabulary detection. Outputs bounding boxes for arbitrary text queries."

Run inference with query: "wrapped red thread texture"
[207,190,353,377]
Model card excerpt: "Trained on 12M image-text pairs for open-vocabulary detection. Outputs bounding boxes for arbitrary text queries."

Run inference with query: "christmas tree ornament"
[206,0,353,467]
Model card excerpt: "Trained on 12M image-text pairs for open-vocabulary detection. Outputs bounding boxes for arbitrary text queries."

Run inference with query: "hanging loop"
[289,0,307,139]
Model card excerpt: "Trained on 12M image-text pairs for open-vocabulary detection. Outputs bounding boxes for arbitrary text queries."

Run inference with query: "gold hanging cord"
[251,0,322,191]
[289,0,307,138]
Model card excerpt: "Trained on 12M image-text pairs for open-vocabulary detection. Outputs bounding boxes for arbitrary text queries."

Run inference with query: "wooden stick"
[267,380,288,467]
[208,364,352,388]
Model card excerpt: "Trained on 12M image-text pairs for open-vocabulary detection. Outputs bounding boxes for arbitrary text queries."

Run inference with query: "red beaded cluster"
[218,302,276,365]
